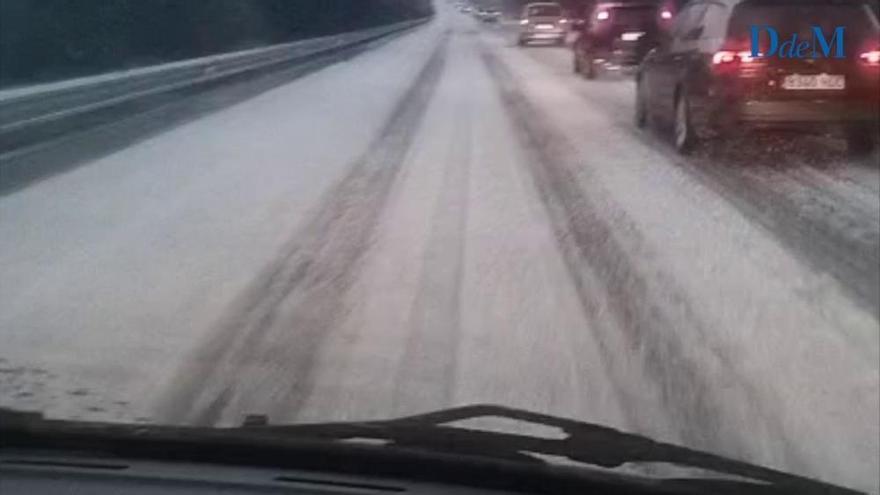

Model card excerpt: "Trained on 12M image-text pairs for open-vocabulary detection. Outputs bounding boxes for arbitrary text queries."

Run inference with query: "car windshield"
[528,4,562,16]
[0,1,878,494]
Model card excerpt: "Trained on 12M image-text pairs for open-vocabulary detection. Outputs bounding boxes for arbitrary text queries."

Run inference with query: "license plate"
[621,32,645,41]
[782,73,845,90]
[535,24,554,30]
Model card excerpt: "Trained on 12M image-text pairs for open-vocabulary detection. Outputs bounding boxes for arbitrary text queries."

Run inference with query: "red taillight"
[860,50,880,65]
[713,50,737,64]
[712,50,757,65]
[660,10,673,20]
[596,10,610,20]
[737,51,756,63]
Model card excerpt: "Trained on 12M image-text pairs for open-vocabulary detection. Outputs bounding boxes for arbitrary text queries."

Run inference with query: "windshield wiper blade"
[236,404,859,494]
[0,405,860,494]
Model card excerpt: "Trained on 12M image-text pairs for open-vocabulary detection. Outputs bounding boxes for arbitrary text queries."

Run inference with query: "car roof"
[594,1,662,7]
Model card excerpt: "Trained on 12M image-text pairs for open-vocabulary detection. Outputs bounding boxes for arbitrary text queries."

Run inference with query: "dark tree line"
[0,0,434,88]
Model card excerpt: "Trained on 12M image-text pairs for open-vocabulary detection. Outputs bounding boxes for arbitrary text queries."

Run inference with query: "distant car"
[518,2,568,46]
[477,8,501,22]
[636,0,880,155]
[573,1,669,79]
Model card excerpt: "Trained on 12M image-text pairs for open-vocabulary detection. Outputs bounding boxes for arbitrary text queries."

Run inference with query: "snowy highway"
[1,5,879,493]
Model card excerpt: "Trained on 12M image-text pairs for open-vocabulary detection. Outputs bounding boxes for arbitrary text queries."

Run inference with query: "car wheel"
[584,53,597,79]
[635,78,648,129]
[518,37,527,47]
[673,90,697,154]
[846,124,877,157]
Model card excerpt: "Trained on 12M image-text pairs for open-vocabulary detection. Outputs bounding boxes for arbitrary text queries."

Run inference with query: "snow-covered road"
[2,5,878,493]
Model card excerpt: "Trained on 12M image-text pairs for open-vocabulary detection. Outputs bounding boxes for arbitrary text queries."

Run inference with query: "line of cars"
[516,0,880,156]
[515,2,672,66]
[457,2,502,23]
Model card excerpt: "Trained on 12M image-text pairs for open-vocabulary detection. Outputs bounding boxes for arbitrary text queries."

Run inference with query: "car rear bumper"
[521,30,565,40]
[698,97,880,131]
[737,100,879,124]
[609,40,650,66]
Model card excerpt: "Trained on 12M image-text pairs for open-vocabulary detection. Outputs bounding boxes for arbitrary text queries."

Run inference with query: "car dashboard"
[1,452,512,495]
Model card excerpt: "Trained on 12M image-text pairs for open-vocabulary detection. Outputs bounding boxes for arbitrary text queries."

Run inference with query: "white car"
[518,2,567,46]
[476,8,501,22]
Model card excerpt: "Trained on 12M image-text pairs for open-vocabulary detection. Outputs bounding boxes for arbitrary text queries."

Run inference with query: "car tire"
[846,124,877,157]
[584,53,597,80]
[518,37,527,47]
[673,90,697,154]
[635,78,648,129]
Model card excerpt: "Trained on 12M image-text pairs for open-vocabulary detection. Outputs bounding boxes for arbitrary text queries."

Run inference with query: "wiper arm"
[239,404,859,494]
[0,405,860,494]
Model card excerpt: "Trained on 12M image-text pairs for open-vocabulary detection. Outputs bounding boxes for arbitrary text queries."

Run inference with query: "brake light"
[712,50,757,65]
[737,51,755,63]
[660,10,673,20]
[596,10,610,21]
[860,50,880,65]
[713,51,737,64]
[520,19,529,25]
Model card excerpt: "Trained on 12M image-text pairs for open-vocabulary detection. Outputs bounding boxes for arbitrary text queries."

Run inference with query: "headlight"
[520,19,529,25]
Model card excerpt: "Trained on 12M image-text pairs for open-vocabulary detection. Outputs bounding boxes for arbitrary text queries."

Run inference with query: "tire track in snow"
[156,34,449,426]
[504,36,880,318]
[391,101,471,415]
[479,45,808,472]
[685,139,880,320]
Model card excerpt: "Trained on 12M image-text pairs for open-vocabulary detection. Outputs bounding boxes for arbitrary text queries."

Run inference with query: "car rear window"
[609,5,657,24]
[528,5,562,16]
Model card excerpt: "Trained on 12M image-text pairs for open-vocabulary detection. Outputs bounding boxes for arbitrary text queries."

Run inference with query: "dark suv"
[573,1,674,78]
[635,0,880,155]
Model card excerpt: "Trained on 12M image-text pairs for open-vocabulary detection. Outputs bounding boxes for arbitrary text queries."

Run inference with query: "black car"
[573,1,673,78]
[636,0,880,155]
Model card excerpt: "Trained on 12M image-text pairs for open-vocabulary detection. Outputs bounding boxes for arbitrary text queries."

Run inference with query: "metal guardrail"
[0,18,429,153]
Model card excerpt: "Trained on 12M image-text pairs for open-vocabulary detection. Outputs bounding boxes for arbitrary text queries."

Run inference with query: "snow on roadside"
[0,19,445,423]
